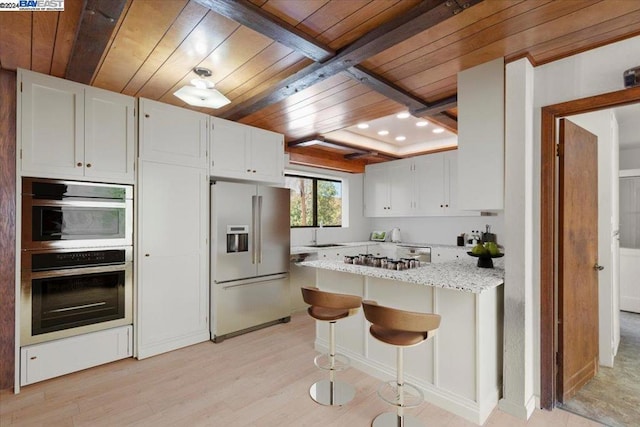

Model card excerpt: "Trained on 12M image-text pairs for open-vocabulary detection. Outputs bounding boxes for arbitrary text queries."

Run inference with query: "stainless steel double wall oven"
[21,178,133,346]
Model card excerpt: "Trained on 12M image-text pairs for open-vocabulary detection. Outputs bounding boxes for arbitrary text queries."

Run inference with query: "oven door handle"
[25,199,128,208]
[27,262,132,279]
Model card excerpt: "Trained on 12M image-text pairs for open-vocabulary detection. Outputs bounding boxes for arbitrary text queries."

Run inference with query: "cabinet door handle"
[77,162,83,167]
[440,204,443,208]
[252,170,256,173]
[247,169,251,172]
[145,254,150,257]
[145,114,150,118]
[30,356,37,360]
[86,163,92,168]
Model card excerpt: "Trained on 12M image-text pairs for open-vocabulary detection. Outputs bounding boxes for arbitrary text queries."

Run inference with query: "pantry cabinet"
[364,151,476,217]
[139,98,208,168]
[19,69,135,184]
[137,160,210,359]
[210,117,284,184]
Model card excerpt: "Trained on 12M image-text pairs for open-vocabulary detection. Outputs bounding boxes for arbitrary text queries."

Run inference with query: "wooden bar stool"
[301,286,362,406]
[362,300,441,427]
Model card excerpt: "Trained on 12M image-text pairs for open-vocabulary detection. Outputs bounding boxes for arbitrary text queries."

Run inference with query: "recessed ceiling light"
[432,128,445,134]
[395,136,406,141]
[416,121,429,127]
[378,130,389,136]
[396,112,410,119]
[357,123,369,129]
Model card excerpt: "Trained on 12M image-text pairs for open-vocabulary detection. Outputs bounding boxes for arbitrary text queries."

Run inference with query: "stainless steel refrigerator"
[210,181,291,342]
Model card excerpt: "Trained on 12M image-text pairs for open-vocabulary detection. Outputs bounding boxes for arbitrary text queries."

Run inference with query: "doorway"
[540,85,640,409]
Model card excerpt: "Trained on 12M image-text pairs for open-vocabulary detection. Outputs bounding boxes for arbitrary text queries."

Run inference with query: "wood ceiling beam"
[286,146,367,174]
[192,0,334,62]
[221,0,483,121]
[345,66,430,112]
[65,0,127,84]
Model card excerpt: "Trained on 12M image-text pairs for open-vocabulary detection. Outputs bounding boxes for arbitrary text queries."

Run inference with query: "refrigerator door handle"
[251,195,257,264]
[256,195,263,263]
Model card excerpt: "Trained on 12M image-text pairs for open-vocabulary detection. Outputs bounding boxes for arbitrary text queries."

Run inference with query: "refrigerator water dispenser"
[227,225,249,253]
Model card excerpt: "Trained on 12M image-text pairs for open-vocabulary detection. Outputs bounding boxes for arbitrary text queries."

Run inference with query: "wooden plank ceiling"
[1,0,639,173]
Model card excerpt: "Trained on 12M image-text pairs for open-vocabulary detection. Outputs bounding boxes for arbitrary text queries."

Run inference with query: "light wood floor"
[1,313,601,426]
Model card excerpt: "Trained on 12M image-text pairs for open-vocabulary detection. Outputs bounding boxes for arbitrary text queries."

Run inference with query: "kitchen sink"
[306,243,345,248]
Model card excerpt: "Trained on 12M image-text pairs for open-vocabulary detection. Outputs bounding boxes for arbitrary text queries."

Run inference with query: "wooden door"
[557,119,599,402]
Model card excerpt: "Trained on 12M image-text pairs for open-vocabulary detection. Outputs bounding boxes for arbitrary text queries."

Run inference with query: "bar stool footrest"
[377,380,424,408]
[314,353,350,371]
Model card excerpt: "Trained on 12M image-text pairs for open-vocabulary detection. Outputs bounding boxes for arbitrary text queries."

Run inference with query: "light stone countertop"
[298,257,504,293]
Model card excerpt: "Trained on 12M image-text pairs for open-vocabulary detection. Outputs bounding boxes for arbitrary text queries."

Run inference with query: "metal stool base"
[309,379,356,406]
[371,412,423,427]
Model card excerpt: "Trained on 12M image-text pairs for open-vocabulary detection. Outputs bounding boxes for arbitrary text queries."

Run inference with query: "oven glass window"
[33,207,124,241]
[31,271,125,335]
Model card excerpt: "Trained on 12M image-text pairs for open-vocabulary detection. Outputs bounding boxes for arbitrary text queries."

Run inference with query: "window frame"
[286,173,343,228]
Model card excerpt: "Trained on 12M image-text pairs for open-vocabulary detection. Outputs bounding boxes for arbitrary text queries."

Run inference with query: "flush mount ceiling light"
[357,123,369,129]
[173,67,231,109]
[416,121,429,127]
[377,130,389,136]
[432,127,445,134]
[396,112,411,119]
[395,135,406,141]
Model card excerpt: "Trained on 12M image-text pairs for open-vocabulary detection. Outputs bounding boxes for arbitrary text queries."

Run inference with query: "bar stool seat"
[301,286,362,406]
[362,300,441,427]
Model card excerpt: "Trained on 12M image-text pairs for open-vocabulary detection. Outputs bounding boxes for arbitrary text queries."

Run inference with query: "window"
[286,174,342,227]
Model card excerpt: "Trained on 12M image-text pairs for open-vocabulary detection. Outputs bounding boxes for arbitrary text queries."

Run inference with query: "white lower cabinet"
[431,246,466,263]
[20,326,132,386]
[137,160,210,359]
[316,245,367,260]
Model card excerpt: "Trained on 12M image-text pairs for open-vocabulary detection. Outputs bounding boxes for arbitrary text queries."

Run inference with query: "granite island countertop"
[298,257,504,293]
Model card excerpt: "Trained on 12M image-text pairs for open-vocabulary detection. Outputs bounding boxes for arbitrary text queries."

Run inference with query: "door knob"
[594,263,604,271]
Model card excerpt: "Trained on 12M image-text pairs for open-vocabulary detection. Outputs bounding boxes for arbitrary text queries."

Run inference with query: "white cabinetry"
[19,69,135,184]
[365,152,477,217]
[364,159,413,216]
[139,98,208,169]
[316,245,367,260]
[137,102,210,359]
[20,326,132,386]
[431,246,465,263]
[457,57,504,210]
[210,117,284,184]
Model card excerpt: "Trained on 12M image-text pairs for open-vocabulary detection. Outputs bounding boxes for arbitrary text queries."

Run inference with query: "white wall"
[503,34,640,417]
[568,110,620,366]
[370,215,503,246]
[620,147,640,170]
[285,163,372,246]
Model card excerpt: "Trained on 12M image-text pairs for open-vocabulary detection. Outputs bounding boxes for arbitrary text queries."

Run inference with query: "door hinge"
[20,81,23,92]
[19,148,22,159]
[555,351,559,366]
[556,144,562,157]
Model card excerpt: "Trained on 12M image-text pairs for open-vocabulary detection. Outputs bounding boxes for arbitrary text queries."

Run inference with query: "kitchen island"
[299,258,504,425]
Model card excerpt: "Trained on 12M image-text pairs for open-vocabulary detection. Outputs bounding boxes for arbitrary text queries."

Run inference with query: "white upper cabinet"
[139,98,208,168]
[365,151,478,217]
[210,117,284,184]
[19,69,135,184]
[84,87,135,182]
[457,57,505,210]
[364,158,413,216]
